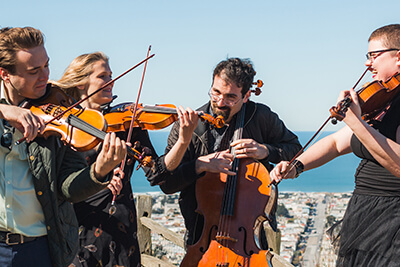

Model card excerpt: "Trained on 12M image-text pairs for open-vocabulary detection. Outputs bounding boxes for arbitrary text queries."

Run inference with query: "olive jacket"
[27,136,110,266]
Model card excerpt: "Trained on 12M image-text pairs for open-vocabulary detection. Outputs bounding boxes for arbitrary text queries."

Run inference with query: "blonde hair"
[52,52,109,100]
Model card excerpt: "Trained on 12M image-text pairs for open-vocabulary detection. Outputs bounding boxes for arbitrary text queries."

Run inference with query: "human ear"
[243,90,251,103]
[396,51,400,67]
[0,68,10,82]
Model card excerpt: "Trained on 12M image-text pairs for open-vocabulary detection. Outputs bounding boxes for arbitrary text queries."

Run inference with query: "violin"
[103,79,263,132]
[269,71,400,188]
[18,85,153,168]
[104,102,226,132]
[330,72,400,122]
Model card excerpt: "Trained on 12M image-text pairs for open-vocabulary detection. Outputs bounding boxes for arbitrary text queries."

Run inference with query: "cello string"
[225,105,245,264]
[218,103,246,262]
[227,106,245,249]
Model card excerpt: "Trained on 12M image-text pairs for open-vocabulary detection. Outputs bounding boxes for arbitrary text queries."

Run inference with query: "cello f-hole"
[200,224,218,253]
[239,226,254,256]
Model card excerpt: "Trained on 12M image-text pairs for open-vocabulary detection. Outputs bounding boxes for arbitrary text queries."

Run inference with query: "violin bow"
[58,53,155,121]
[268,67,369,187]
[16,54,155,145]
[125,45,152,155]
[111,45,152,205]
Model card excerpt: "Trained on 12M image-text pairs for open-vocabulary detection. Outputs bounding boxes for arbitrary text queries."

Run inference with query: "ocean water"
[131,130,359,193]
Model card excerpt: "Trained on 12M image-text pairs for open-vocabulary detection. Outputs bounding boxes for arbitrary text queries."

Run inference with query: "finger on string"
[103,132,111,152]
[176,106,184,119]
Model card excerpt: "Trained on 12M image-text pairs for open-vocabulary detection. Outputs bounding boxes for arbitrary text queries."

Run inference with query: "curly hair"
[0,27,44,75]
[212,58,256,96]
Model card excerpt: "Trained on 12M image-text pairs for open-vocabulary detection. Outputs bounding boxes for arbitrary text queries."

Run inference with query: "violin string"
[52,107,142,159]
[15,56,155,146]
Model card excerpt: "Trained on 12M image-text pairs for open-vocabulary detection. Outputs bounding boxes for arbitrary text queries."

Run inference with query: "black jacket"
[147,100,301,245]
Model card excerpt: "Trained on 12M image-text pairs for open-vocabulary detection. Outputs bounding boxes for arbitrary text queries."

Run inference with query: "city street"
[302,195,326,266]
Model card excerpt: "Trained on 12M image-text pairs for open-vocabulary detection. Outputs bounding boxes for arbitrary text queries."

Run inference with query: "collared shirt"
[0,81,46,236]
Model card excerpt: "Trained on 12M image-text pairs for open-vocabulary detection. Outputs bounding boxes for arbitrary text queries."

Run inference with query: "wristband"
[293,160,304,178]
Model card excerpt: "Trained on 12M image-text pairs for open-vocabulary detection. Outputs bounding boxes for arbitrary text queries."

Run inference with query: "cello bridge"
[215,234,238,243]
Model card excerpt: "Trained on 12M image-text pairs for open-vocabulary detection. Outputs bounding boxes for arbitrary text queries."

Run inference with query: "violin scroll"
[329,97,352,124]
[197,112,225,128]
[132,141,154,170]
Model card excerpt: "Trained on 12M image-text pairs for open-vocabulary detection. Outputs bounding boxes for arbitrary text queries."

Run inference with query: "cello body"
[180,158,277,267]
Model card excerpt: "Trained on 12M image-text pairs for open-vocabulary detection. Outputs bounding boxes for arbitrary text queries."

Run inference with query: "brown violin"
[330,72,400,122]
[104,103,226,132]
[269,71,400,188]
[18,86,153,168]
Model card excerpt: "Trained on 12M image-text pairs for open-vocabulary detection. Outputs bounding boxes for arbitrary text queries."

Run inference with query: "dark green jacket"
[27,136,110,267]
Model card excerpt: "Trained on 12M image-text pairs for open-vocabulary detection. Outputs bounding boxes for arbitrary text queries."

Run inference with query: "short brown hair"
[369,24,400,49]
[0,27,44,75]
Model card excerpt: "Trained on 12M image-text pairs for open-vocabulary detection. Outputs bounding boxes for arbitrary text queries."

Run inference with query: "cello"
[181,103,277,267]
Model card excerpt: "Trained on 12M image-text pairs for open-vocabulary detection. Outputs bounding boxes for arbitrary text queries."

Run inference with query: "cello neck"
[221,103,246,216]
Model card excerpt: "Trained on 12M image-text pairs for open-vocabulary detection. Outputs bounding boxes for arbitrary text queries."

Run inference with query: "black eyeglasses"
[366,48,399,60]
[1,120,14,150]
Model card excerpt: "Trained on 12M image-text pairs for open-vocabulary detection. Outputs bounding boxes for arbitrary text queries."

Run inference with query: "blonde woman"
[54,52,154,267]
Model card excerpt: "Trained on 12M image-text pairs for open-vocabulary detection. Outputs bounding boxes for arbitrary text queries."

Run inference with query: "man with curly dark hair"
[147,57,301,262]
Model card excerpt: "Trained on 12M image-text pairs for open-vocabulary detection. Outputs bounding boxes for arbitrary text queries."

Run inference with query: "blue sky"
[3,0,399,131]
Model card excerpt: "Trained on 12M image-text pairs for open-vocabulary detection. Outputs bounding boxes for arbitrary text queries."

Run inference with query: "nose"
[365,58,372,68]
[39,67,49,81]
[216,97,227,107]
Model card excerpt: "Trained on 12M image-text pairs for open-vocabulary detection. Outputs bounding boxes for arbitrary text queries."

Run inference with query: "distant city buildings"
[136,191,352,266]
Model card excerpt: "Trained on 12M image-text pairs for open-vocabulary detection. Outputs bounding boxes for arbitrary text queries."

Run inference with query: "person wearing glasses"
[0,27,128,266]
[146,57,301,250]
[270,24,400,266]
